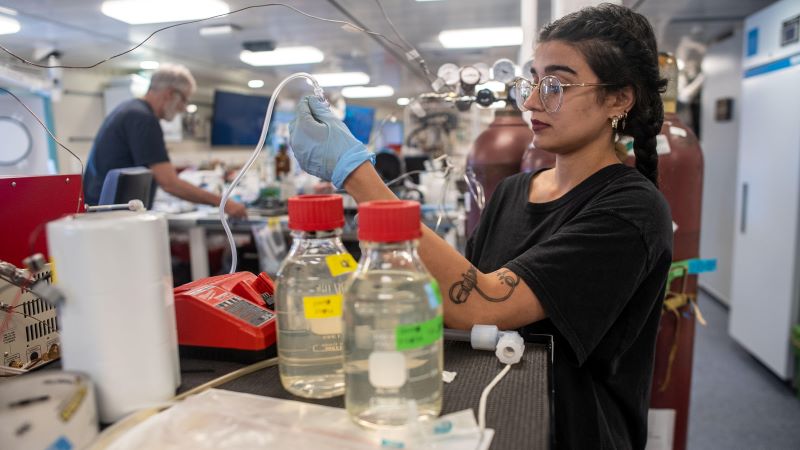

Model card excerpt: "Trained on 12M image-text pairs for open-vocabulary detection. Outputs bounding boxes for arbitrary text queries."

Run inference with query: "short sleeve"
[125,111,170,167]
[505,211,650,365]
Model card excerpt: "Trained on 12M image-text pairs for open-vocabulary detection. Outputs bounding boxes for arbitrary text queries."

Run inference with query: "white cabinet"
[729,0,800,380]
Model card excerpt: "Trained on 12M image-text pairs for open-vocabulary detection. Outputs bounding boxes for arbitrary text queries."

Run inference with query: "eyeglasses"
[513,75,616,113]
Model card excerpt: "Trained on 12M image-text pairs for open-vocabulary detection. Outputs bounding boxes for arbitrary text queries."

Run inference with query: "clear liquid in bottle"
[276,195,356,398]
[343,200,443,428]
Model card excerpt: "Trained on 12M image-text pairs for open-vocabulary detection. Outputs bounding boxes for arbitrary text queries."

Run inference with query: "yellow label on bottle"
[303,294,343,319]
[325,254,357,277]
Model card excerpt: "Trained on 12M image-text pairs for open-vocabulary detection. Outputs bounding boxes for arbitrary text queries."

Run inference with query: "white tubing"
[219,72,325,273]
[478,364,512,431]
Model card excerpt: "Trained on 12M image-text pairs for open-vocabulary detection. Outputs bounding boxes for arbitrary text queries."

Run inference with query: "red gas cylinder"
[626,53,704,450]
[520,141,556,173]
[466,108,532,235]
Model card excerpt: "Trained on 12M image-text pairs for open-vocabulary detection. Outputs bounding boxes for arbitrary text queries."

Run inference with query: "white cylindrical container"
[47,211,180,423]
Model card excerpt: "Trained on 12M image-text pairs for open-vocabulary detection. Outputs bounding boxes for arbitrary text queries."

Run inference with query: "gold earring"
[611,116,619,130]
[620,111,628,130]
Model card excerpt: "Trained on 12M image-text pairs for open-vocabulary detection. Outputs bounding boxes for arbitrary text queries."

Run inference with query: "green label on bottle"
[395,315,443,351]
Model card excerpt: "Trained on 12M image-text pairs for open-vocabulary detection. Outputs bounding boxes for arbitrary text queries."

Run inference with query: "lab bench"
[177,337,554,450]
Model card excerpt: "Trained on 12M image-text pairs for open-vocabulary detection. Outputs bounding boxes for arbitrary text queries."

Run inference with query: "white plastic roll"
[47,211,180,423]
[0,371,98,450]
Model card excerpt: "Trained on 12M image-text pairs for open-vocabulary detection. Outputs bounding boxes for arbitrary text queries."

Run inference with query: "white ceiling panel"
[0,0,778,106]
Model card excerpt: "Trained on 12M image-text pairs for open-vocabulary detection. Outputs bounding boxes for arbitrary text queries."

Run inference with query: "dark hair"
[539,3,667,186]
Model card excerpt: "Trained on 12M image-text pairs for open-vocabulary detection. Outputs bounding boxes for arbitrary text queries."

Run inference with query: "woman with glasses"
[289,3,671,448]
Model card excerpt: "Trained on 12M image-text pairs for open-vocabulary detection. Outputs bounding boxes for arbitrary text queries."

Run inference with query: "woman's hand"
[289,96,375,188]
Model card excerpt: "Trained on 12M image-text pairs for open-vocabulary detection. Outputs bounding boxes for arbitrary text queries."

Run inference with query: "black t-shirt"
[466,164,673,449]
[83,99,170,205]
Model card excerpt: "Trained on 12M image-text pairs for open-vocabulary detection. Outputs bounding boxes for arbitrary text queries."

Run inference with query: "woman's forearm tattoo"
[448,266,520,304]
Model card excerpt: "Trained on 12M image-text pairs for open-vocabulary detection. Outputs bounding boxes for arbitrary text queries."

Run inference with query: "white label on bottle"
[369,351,407,388]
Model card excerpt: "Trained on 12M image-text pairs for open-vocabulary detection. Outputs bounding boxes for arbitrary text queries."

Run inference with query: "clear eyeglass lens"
[540,76,563,112]
[515,78,532,111]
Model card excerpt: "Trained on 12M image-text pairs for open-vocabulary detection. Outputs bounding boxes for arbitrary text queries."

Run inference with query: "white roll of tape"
[0,371,98,450]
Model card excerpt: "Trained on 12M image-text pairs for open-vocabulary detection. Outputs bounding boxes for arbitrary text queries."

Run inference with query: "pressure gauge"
[459,66,481,86]
[474,63,490,84]
[437,63,460,86]
[521,58,534,78]
[491,58,517,84]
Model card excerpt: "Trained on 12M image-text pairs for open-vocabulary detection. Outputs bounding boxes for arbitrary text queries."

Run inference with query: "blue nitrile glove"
[289,96,375,189]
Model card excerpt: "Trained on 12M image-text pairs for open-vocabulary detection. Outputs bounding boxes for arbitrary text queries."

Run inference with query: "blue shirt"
[83,99,169,205]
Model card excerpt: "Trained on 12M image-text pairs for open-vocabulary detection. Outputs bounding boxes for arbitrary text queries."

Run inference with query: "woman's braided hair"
[539,3,667,187]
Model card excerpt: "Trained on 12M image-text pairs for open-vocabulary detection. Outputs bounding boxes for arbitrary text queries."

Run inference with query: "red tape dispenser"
[174,272,276,362]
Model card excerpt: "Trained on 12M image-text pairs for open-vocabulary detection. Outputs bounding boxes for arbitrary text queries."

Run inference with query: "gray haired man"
[84,63,247,218]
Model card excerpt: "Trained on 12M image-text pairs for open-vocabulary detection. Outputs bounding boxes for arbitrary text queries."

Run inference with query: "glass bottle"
[275,194,356,398]
[344,200,443,428]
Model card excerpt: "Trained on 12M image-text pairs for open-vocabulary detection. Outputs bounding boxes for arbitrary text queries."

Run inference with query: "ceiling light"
[248,79,265,88]
[438,27,523,49]
[0,7,18,16]
[240,46,324,66]
[140,60,160,70]
[0,15,20,35]
[101,0,229,25]
[341,85,394,98]
[186,104,198,113]
[200,24,238,36]
[311,72,370,87]
[396,97,410,106]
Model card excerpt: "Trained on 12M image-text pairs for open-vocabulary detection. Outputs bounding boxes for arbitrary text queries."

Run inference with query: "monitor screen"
[343,104,375,145]
[211,90,270,146]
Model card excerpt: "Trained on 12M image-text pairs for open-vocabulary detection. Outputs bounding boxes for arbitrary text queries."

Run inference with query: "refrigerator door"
[729,62,800,379]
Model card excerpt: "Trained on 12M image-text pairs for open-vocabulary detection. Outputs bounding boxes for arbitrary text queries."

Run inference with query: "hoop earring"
[619,111,628,131]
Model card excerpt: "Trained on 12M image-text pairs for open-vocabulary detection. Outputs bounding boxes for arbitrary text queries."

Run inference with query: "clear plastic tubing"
[220,72,327,273]
[344,200,443,428]
[275,194,355,398]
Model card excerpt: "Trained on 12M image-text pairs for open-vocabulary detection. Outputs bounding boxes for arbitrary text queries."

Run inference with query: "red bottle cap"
[287,195,344,231]
[358,200,421,242]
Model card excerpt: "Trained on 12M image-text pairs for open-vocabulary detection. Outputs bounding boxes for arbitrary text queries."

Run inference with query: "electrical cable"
[0,116,33,166]
[371,0,435,83]
[89,357,280,449]
[0,275,30,334]
[0,1,422,223]
[173,357,279,402]
[5,309,59,335]
[0,88,84,212]
[0,3,410,70]
[384,154,449,188]
[219,72,326,273]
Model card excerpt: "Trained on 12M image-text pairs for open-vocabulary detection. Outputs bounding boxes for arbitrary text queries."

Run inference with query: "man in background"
[83,63,247,218]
